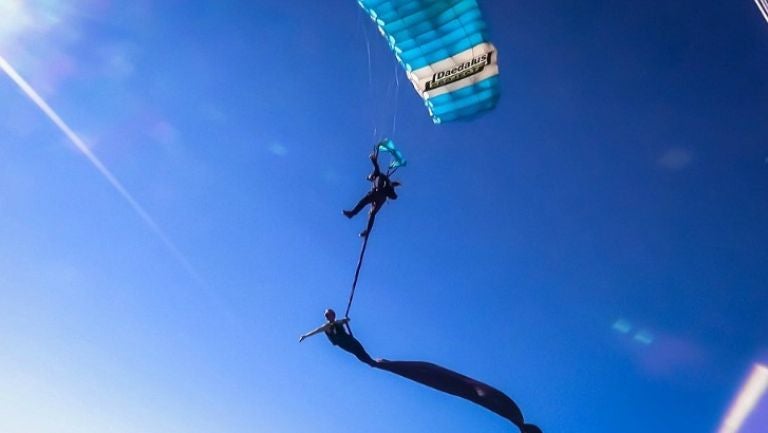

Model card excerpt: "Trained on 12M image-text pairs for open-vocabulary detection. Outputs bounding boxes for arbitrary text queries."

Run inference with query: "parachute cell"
[357,0,500,123]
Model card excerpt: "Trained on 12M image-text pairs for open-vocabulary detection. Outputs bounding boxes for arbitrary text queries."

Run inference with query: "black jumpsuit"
[344,155,398,237]
[324,322,376,366]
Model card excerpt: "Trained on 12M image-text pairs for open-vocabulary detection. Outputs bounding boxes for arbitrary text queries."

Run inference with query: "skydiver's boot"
[343,210,354,219]
[359,229,368,238]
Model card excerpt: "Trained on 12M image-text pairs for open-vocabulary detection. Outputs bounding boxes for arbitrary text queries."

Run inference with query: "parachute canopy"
[357,0,500,124]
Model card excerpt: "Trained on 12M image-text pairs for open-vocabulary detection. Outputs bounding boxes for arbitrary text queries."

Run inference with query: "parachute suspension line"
[364,17,373,87]
[358,12,377,139]
[354,6,374,88]
[356,6,377,144]
[390,60,400,137]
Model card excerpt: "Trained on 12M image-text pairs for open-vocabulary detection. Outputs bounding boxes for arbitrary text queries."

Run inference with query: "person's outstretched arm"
[299,322,332,342]
[338,317,353,334]
[298,318,350,342]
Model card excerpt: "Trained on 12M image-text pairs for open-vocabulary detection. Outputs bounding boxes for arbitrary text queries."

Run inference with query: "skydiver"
[299,308,376,366]
[343,151,401,238]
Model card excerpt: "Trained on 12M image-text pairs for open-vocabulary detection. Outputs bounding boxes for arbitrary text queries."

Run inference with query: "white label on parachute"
[407,42,499,100]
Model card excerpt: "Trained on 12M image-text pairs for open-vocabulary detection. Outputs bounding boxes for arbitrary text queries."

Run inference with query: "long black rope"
[344,230,371,320]
[344,144,383,320]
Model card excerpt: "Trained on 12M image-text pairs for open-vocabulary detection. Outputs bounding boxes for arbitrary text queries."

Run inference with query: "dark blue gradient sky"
[1,1,767,432]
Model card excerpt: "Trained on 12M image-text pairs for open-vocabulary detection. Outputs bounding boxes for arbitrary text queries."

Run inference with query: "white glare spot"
[269,142,287,156]
[633,330,654,345]
[718,364,768,433]
[658,148,693,171]
[612,319,632,334]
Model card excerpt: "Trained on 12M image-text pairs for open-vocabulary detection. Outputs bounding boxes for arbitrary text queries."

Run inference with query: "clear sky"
[1,1,767,433]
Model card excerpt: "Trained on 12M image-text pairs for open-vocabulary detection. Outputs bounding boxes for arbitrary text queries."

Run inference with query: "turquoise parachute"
[378,138,406,168]
[357,0,500,124]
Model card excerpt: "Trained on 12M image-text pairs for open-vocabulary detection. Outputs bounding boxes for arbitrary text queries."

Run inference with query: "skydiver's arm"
[298,319,350,342]
[299,322,332,342]
[338,318,352,334]
[370,152,382,177]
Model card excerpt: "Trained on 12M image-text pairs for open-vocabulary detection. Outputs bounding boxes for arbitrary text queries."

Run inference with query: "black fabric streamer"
[329,330,541,432]
[375,360,541,433]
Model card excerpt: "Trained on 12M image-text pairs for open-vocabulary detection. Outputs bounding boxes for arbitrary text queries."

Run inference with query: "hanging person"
[343,150,401,238]
[299,308,376,366]
[299,309,542,433]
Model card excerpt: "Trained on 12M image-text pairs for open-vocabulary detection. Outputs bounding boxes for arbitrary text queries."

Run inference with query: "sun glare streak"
[718,364,768,433]
[0,54,204,286]
[756,0,768,24]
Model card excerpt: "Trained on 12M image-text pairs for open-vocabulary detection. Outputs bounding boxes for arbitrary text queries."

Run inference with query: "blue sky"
[1,1,767,432]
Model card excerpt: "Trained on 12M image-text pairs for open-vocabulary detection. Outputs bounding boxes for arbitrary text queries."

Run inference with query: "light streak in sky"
[0,55,204,286]
[755,0,768,24]
[718,364,768,433]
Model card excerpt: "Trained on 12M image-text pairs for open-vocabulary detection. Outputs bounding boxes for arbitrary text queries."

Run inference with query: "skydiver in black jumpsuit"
[343,152,400,238]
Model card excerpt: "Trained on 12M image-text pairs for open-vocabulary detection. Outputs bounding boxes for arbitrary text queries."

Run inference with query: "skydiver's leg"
[336,335,376,367]
[344,193,374,218]
[359,202,381,238]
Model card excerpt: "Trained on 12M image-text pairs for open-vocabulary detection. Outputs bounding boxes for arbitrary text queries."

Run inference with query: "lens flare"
[756,0,768,24]
[0,54,204,286]
[718,364,768,433]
